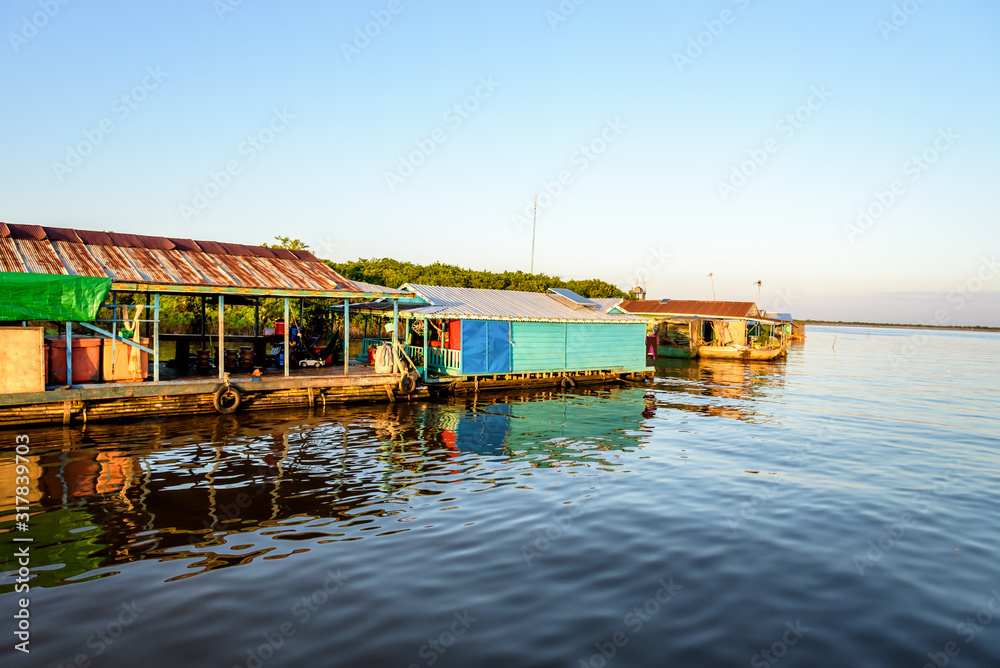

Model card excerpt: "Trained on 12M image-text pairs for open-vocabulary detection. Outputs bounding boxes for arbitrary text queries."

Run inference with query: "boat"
[697,344,786,360]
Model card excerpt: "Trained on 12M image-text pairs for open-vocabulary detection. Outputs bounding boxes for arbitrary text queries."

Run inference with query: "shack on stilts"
[0,223,422,426]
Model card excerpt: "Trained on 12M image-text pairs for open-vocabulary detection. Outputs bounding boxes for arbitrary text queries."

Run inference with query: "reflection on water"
[1,386,661,589]
[654,353,790,422]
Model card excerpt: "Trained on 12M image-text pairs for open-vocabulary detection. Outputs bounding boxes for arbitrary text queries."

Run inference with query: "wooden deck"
[0,362,427,426]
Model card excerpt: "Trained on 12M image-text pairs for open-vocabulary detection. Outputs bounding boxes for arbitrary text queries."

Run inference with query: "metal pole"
[65,321,72,387]
[153,293,160,382]
[284,298,290,378]
[254,301,260,338]
[343,299,349,377]
[422,316,428,378]
[218,294,224,379]
[392,300,399,346]
[530,193,537,273]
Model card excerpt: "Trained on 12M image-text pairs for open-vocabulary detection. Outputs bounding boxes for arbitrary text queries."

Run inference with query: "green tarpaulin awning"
[0,272,112,321]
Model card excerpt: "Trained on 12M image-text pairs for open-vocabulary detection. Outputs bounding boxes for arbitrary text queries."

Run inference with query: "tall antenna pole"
[530,193,537,273]
[708,273,716,301]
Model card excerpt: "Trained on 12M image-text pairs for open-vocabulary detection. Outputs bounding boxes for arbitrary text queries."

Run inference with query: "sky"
[2,0,999,325]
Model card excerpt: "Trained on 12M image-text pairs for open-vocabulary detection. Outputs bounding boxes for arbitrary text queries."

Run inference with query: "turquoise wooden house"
[355,285,647,380]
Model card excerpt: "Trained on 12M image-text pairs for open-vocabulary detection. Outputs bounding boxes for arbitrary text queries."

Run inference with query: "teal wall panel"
[509,321,646,373]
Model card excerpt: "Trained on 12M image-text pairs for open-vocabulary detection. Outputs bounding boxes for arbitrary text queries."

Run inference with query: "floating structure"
[351,284,652,392]
[0,223,421,426]
[615,299,788,361]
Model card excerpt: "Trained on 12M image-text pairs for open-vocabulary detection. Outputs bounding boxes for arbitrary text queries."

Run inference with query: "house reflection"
[652,357,787,422]
[1,387,657,589]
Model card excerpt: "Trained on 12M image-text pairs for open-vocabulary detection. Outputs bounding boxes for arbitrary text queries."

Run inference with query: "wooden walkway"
[0,363,426,426]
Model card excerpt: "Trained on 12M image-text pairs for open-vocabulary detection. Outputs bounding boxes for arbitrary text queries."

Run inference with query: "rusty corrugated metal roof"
[178,251,233,285]
[0,224,361,295]
[87,245,144,282]
[213,254,264,287]
[42,226,83,244]
[16,239,68,275]
[53,241,108,278]
[121,247,175,283]
[0,237,26,272]
[618,299,757,318]
[149,249,203,284]
[7,223,46,240]
[74,229,115,246]
[239,255,293,288]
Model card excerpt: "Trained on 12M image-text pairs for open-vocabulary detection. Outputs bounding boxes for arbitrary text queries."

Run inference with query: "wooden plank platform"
[426,368,652,394]
[0,364,426,426]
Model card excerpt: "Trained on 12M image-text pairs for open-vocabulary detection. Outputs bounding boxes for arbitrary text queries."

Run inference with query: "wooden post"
[218,294,224,379]
[284,297,290,378]
[65,321,72,387]
[153,293,160,382]
[343,299,349,377]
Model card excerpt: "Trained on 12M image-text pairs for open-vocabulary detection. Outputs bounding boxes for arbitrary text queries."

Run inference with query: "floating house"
[353,285,651,390]
[0,223,417,426]
[615,299,788,360]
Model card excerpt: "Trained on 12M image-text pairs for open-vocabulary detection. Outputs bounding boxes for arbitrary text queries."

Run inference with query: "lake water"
[2,325,999,667]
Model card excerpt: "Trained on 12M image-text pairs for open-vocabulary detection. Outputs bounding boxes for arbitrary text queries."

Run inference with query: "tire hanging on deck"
[399,370,418,395]
[213,385,243,414]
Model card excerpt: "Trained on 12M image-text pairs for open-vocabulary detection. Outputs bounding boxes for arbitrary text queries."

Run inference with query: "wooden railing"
[405,345,461,373]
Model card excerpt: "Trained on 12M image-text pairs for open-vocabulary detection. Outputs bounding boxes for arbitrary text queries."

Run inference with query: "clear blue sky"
[3,1,998,325]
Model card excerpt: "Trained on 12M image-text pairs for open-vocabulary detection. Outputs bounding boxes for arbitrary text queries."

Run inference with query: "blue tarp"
[462,320,511,374]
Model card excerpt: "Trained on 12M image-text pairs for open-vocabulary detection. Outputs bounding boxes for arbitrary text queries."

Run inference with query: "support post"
[284,297,290,378]
[218,294,225,379]
[392,300,399,346]
[153,293,160,382]
[254,301,260,338]
[422,316,428,379]
[200,296,206,337]
[343,299,349,377]
[65,321,72,387]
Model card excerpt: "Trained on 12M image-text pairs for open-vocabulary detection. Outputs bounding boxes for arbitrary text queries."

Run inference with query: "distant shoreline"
[802,321,1000,333]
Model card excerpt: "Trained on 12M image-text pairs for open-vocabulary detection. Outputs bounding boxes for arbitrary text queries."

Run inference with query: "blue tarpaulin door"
[462,320,488,374]
[487,321,511,373]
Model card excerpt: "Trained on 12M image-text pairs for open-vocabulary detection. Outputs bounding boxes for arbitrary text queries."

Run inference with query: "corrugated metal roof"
[0,224,361,295]
[121,247,175,283]
[87,245,145,282]
[179,250,234,285]
[0,237,26,272]
[402,284,646,323]
[618,299,758,318]
[349,280,403,293]
[149,249,204,284]
[53,241,108,278]
[16,239,68,275]
[591,297,622,313]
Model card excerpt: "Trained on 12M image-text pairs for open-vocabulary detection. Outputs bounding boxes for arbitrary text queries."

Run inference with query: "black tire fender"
[560,375,576,389]
[213,385,243,414]
[399,371,418,395]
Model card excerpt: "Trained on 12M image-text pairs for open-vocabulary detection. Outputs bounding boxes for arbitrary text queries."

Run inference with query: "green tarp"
[0,272,112,321]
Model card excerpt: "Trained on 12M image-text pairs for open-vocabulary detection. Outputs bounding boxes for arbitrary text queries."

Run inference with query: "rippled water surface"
[3,325,999,667]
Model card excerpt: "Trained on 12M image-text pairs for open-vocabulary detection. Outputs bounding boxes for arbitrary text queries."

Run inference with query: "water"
[2,325,999,667]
